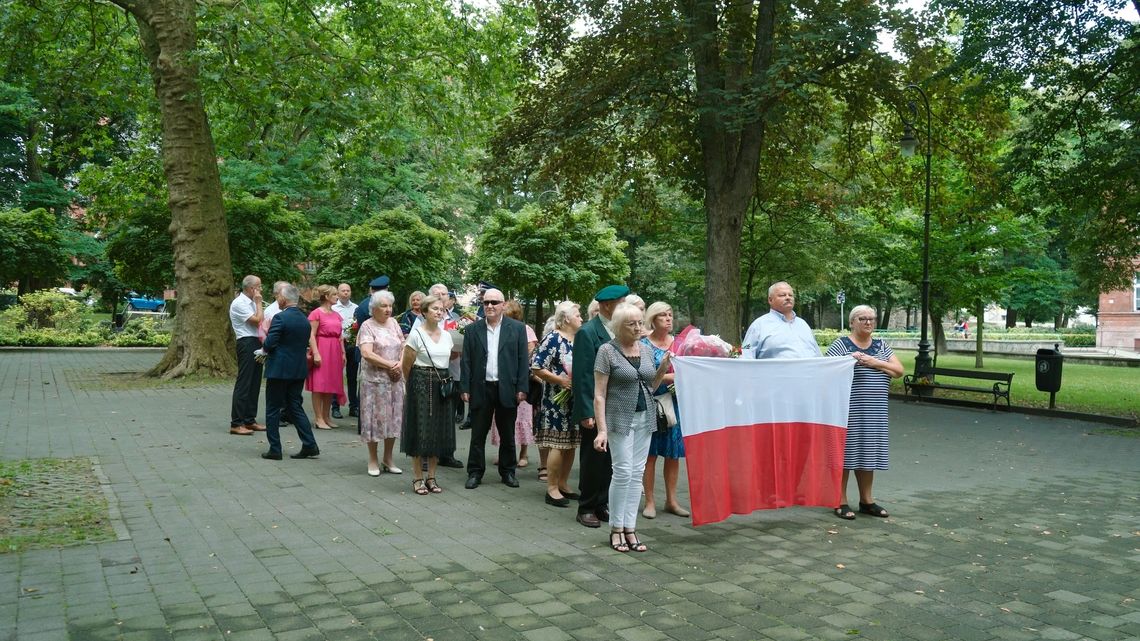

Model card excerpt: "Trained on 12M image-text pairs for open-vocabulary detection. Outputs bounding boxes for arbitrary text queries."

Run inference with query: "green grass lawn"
[889,350,1139,420]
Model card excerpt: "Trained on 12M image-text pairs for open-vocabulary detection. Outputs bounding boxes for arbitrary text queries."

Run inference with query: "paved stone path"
[1,348,1138,641]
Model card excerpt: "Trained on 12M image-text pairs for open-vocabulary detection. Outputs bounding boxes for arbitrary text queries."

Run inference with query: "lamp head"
[898,122,918,158]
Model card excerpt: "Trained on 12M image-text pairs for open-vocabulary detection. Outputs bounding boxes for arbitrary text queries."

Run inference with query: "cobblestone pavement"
[1,348,1138,641]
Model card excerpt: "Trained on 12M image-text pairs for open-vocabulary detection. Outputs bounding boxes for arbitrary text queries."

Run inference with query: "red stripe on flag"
[683,421,846,526]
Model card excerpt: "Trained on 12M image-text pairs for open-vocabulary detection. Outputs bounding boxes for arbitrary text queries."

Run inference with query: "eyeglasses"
[855,317,876,323]
[483,300,504,307]
[624,320,645,327]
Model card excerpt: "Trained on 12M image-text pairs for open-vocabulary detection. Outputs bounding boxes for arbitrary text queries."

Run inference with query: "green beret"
[594,285,631,302]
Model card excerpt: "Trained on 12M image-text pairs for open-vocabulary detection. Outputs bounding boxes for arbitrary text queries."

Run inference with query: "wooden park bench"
[903,367,1014,409]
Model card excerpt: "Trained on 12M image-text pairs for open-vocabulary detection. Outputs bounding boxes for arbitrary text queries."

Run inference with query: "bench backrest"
[929,367,1013,383]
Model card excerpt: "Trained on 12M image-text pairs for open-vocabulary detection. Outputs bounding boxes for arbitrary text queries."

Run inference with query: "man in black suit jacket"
[460,288,529,488]
[260,284,319,460]
[570,284,629,528]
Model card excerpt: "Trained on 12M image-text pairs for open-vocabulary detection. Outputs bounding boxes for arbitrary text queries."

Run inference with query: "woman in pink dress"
[492,300,538,467]
[357,290,405,476]
[306,285,347,429]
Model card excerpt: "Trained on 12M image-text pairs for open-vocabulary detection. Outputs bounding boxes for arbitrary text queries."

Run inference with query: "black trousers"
[465,382,518,479]
[333,344,359,412]
[230,336,263,427]
[577,424,612,516]
[265,378,316,453]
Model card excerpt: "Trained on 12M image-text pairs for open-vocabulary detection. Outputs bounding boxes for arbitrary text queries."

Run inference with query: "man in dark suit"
[260,283,320,460]
[571,284,629,527]
[460,288,530,489]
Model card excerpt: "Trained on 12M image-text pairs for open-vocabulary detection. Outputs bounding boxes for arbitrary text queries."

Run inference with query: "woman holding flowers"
[640,302,689,519]
[530,301,582,507]
[356,290,404,477]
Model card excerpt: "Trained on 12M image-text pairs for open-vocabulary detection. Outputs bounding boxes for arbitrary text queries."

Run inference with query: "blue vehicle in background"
[125,292,166,313]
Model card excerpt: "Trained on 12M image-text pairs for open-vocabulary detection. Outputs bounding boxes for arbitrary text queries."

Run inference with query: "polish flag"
[672,356,855,526]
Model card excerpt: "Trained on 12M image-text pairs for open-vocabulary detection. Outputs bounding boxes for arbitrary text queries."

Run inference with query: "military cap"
[594,285,631,301]
[369,275,390,289]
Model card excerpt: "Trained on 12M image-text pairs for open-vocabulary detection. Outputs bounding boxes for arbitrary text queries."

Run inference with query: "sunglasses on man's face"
[483,300,504,307]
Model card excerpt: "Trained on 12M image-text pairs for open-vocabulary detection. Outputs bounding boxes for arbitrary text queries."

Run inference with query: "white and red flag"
[672,356,855,526]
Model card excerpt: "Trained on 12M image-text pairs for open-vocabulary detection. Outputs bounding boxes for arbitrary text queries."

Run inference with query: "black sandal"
[858,502,889,517]
[609,531,629,553]
[425,477,443,494]
[834,504,856,520]
[624,530,648,552]
[412,479,429,496]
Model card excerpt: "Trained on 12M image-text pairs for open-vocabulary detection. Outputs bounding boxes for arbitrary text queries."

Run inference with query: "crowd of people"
[229,275,903,553]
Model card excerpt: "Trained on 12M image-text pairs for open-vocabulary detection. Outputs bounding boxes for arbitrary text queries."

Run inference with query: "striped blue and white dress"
[826,336,893,470]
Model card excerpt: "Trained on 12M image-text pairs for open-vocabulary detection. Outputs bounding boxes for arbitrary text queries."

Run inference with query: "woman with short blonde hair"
[640,301,688,519]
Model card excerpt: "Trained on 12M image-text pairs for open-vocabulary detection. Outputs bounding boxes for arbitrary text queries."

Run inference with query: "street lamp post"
[899,83,933,379]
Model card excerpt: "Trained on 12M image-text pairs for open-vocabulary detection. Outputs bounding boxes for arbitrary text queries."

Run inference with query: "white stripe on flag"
[672,356,856,436]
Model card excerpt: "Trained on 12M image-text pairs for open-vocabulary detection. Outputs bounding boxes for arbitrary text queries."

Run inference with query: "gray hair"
[428,283,448,297]
[272,280,289,295]
[551,300,580,333]
[371,290,395,308]
[849,304,876,327]
[610,302,643,330]
[768,281,792,298]
[281,284,300,305]
[624,294,645,311]
[241,275,260,290]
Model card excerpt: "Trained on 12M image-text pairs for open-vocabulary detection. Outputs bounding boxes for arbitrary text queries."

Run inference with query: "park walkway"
[1,348,1138,641]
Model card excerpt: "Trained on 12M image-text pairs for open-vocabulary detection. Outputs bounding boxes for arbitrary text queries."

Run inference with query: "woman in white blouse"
[399,295,457,495]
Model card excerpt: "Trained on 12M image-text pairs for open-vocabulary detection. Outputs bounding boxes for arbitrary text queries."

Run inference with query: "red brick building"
[1097,262,1140,352]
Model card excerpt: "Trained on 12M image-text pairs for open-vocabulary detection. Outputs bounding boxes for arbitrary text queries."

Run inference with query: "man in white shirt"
[741,281,821,360]
[229,275,265,435]
[330,283,359,419]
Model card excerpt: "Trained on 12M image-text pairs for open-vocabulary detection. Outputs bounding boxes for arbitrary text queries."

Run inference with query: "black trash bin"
[1035,343,1063,407]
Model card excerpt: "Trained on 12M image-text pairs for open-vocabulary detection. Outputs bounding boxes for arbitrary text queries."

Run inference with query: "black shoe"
[562,491,580,500]
[261,451,282,460]
[349,408,359,418]
[459,421,472,431]
[598,508,610,522]
[331,408,343,419]
[464,475,481,489]
[502,473,519,488]
[545,492,570,507]
[438,457,464,468]
[290,447,320,459]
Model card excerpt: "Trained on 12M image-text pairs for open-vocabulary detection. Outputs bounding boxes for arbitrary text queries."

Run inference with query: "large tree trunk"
[687,0,775,341]
[115,0,236,378]
[1005,308,1017,328]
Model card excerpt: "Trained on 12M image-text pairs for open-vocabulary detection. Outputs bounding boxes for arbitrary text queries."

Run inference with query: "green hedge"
[0,289,170,347]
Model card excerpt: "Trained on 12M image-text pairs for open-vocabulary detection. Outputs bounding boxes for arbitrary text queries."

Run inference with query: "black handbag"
[527,376,544,405]
[653,397,670,433]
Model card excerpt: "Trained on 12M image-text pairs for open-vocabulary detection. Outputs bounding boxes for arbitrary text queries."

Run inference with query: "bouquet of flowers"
[672,326,733,358]
[548,353,573,408]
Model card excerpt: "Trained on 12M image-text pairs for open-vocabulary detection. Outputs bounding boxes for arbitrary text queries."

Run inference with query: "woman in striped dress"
[825,305,904,520]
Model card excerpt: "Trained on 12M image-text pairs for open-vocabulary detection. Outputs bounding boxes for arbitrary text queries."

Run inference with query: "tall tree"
[491,0,902,339]
[109,0,235,378]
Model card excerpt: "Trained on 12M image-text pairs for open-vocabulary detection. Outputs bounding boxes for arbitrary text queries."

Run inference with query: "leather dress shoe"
[261,451,282,460]
[502,473,519,488]
[230,426,254,435]
[290,447,320,459]
[545,492,570,507]
[464,475,481,489]
[459,420,472,431]
[331,407,343,419]
[438,457,464,468]
[248,423,266,431]
[576,512,601,528]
